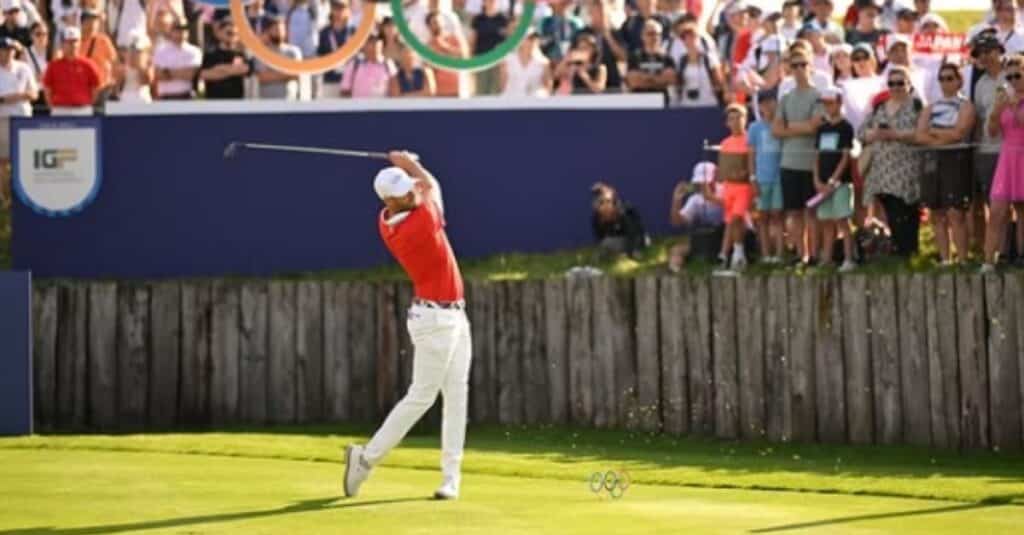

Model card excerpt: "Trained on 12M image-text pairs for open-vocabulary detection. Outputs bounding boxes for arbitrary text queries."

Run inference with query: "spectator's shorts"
[780,168,815,211]
[755,181,783,212]
[921,147,973,210]
[722,181,754,222]
[974,151,999,198]
[816,183,854,221]
[0,117,9,159]
[679,194,724,227]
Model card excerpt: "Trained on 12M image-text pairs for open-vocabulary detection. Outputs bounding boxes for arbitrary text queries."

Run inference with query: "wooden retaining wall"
[30,274,1024,451]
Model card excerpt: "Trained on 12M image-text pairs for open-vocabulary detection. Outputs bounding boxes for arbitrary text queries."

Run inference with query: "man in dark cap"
[967,31,1007,249]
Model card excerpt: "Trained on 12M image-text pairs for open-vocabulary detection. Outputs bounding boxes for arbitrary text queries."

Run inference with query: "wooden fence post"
[117,285,149,430]
[467,280,497,425]
[737,276,766,440]
[764,275,791,442]
[543,278,569,426]
[711,276,739,440]
[87,283,118,430]
[567,276,594,426]
[496,281,524,425]
[659,277,688,436]
[635,276,662,432]
[841,274,873,445]
[684,276,714,436]
[32,286,58,431]
[926,274,960,449]
[957,274,989,449]
[210,282,241,426]
[521,280,549,425]
[814,276,845,444]
[788,276,816,443]
[149,283,181,429]
[986,274,1021,451]
[898,274,931,447]
[268,282,297,425]
[180,282,212,427]
[239,282,269,424]
[348,282,378,423]
[56,285,88,430]
[869,275,902,445]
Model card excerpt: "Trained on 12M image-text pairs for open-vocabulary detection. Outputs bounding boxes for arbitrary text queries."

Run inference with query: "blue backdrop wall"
[0,271,32,435]
[13,108,725,278]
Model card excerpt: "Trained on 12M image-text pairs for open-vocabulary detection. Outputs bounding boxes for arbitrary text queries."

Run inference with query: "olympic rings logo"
[588,469,631,499]
[210,0,537,75]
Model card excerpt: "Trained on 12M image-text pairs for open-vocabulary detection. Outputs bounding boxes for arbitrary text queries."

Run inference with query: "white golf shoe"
[433,476,460,500]
[343,445,372,498]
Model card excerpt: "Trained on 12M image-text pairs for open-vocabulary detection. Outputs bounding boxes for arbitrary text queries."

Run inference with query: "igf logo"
[33,149,77,169]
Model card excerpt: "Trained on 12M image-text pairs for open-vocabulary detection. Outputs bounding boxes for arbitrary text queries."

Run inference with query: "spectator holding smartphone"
[668,161,726,271]
[554,34,607,95]
[982,55,1024,272]
[813,86,857,271]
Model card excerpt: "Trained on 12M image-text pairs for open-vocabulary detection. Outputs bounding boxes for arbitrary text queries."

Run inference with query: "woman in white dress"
[117,35,154,103]
[499,30,551,97]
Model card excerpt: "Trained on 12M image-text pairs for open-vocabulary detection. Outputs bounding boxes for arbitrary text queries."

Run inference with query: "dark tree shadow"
[748,502,1011,533]
[0,496,431,535]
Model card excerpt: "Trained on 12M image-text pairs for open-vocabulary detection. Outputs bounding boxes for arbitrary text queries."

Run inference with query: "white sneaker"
[344,445,372,498]
[433,476,460,500]
[732,254,748,272]
[839,260,857,273]
[979,263,996,275]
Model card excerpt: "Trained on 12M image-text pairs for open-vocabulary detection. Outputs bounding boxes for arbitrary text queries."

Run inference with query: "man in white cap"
[345,150,471,502]
[882,33,928,103]
[0,0,30,47]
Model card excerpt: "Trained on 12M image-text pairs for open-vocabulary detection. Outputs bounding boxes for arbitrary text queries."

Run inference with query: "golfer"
[344,151,471,501]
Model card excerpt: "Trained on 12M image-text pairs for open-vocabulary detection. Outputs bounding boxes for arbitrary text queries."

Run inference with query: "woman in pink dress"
[982,55,1024,272]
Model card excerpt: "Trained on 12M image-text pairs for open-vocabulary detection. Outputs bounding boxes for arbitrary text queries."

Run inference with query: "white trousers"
[363,304,472,481]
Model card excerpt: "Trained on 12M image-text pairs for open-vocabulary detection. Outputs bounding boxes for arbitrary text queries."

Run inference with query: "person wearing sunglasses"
[860,65,924,258]
[982,55,1024,271]
[915,63,977,266]
[626,20,676,98]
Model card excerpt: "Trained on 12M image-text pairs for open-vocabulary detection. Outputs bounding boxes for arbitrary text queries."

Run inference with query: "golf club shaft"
[237,143,417,161]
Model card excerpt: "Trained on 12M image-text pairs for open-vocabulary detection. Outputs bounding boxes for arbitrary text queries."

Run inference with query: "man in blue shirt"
[748,88,785,263]
[538,0,583,63]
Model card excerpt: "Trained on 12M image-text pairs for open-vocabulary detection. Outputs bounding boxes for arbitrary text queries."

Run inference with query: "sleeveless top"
[930,94,966,129]
[502,54,547,97]
[120,68,152,104]
[397,68,425,94]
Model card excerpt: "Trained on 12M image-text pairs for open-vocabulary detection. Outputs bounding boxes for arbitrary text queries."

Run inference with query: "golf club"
[223,142,419,161]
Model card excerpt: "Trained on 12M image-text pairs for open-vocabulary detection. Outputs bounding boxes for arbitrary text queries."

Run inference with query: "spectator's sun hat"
[819,85,843,102]
[0,0,20,12]
[831,43,853,57]
[691,162,717,184]
[852,42,875,59]
[61,26,81,41]
[886,34,912,51]
[374,167,417,200]
[918,13,948,30]
[896,7,917,19]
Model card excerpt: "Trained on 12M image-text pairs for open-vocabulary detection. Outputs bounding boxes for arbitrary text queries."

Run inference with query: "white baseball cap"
[1,0,21,12]
[918,13,948,30]
[374,166,416,200]
[691,161,717,184]
[887,34,912,51]
[62,26,81,41]
[819,85,844,101]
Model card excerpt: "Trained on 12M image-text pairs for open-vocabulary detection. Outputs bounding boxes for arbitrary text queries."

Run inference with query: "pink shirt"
[339,59,395,98]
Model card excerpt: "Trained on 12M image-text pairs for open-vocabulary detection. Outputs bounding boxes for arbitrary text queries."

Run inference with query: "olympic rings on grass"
[588,468,632,499]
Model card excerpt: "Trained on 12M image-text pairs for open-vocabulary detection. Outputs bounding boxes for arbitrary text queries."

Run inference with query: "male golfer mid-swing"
[344,151,471,501]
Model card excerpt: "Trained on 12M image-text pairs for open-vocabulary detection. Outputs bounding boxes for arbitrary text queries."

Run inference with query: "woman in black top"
[554,34,607,94]
[591,182,649,260]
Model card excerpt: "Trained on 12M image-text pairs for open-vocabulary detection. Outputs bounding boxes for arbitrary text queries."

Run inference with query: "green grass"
[1,426,1022,534]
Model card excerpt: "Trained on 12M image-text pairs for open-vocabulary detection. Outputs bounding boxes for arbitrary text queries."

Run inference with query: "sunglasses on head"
[888,79,907,88]
[1008,73,1023,81]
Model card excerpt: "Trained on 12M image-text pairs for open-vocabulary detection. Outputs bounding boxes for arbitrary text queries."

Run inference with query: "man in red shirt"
[41,27,100,115]
[345,151,471,501]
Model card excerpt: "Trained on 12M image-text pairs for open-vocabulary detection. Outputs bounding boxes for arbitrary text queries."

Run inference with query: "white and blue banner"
[12,117,102,218]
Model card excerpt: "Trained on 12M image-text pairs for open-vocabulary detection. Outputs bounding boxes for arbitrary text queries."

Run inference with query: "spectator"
[200,18,249,100]
[389,42,436,97]
[894,8,917,37]
[576,0,627,92]
[255,15,301,99]
[845,0,889,48]
[469,0,509,95]
[879,0,902,31]
[381,17,403,63]
[317,0,354,98]
[109,0,149,50]
[668,161,725,271]
[407,0,465,46]
[860,65,923,257]
[711,2,747,77]
[851,42,879,78]
[842,43,884,130]
[916,63,975,265]
[591,181,650,261]
[773,50,821,264]
[625,19,676,98]
[912,0,934,22]
[150,7,180,51]
[749,89,784,263]
[982,54,1024,271]
[622,0,670,56]
[340,33,394,98]
[538,0,582,64]
[80,9,118,94]
[813,86,856,271]
[779,0,803,43]
[0,37,36,162]
[729,5,762,67]
[713,103,753,273]
[917,12,948,34]
[778,41,831,95]
[969,34,1005,235]
[24,21,46,114]
[286,0,321,59]
[882,35,928,103]
[809,0,844,45]
[554,33,606,94]
[0,0,29,48]
[798,23,832,76]
[117,35,154,103]
[675,21,724,107]
[831,43,853,82]
[247,0,270,35]
[42,27,100,115]
[152,20,201,99]
[426,11,467,98]
[989,0,1024,55]
[499,29,551,97]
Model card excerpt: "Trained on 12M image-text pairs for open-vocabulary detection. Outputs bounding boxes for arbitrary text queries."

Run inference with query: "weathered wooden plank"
[210,282,240,426]
[86,284,117,430]
[268,282,297,424]
[395,283,415,399]
[148,283,180,429]
[787,276,816,443]
[612,278,638,430]
[56,285,88,429]
[841,275,873,445]
[711,276,739,440]
[956,274,989,449]
[814,276,845,444]
[869,276,902,445]
[348,282,378,422]
[496,282,524,425]
[32,285,58,431]
[684,276,714,435]
[543,278,569,426]
[117,285,149,429]
[295,281,324,423]
[374,282,400,418]
[659,277,687,435]
[567,276,594,426]
[764,275,792,442]
[591,277,619,429]
[521,280,548,425]
[180,283,212,426]
[239,282,269,424]
[634,277,661,432]
[986,274,1021,451]
[737,276,766,440]
[468,281,496,424]
[897,274,931,447]
[926,274,960,449]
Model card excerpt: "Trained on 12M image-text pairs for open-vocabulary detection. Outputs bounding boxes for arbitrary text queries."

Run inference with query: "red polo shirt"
[379,199,464,302]
[42,56,100,107]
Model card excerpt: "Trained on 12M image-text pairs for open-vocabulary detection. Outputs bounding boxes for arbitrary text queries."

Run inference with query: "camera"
[686,89,700,100]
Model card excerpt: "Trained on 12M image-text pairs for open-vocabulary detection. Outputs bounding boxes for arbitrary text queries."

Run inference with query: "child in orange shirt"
[713,104,754,273]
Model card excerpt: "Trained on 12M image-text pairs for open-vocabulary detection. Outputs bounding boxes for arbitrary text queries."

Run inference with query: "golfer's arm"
[399,158,444,213]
